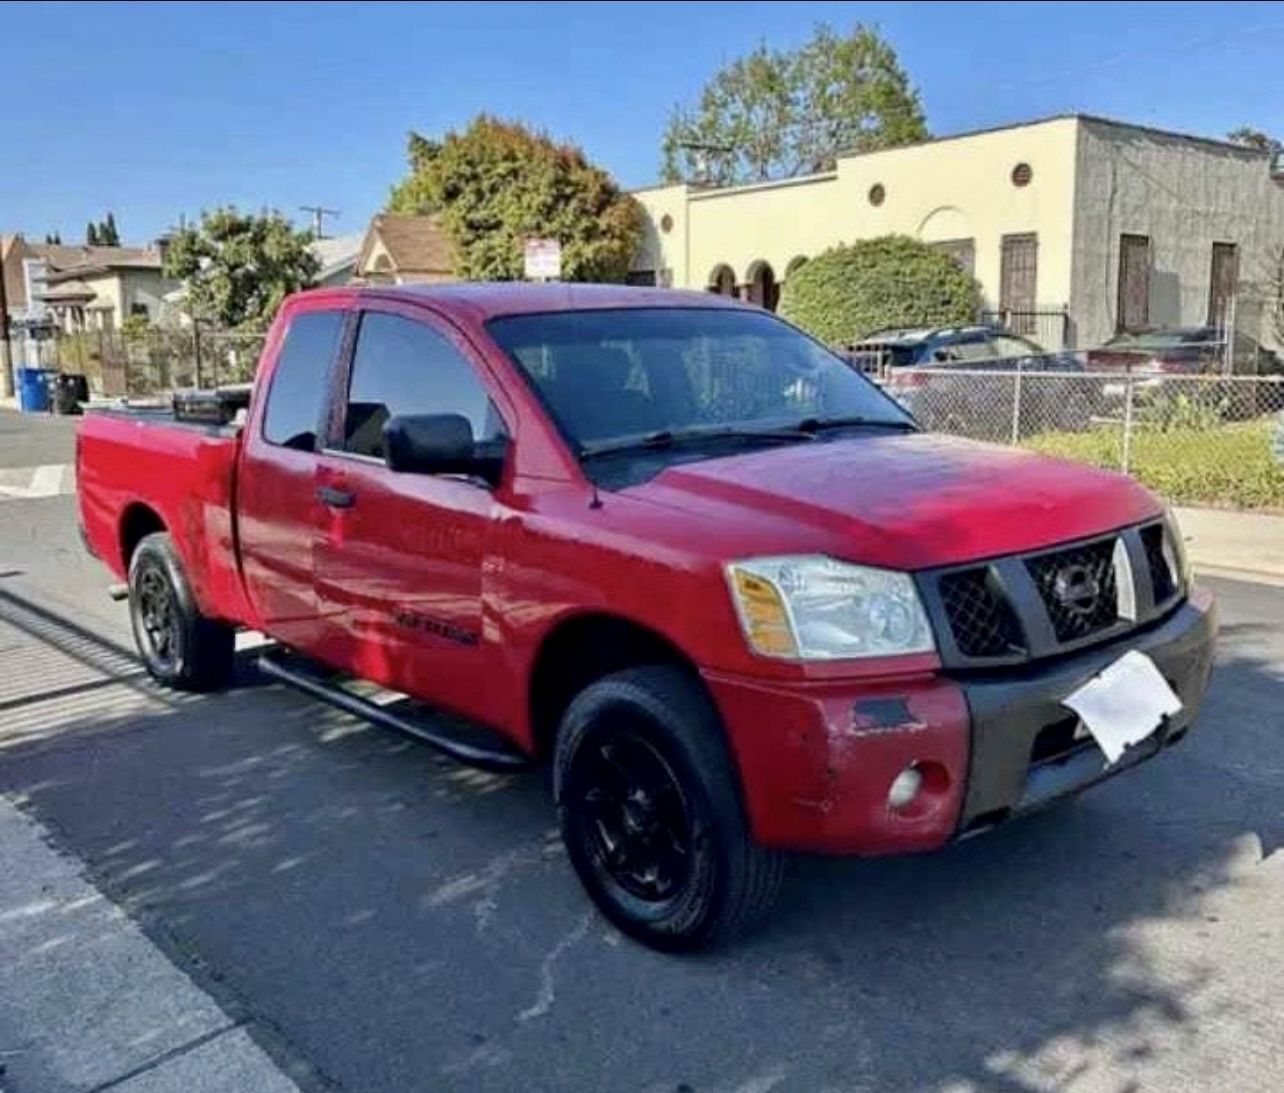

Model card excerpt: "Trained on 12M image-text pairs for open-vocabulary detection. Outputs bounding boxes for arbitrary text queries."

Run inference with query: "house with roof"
[355,214,454,284]
[1,236,177,334]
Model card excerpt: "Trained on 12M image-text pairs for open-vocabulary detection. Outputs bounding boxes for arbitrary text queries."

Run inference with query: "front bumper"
[705,586,1217,856]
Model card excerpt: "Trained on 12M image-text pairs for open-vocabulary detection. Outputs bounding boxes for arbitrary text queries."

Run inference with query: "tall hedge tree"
[388,116,644,282]
[779,236,982,344]
[661,23,928,186]
[164,207,319,330]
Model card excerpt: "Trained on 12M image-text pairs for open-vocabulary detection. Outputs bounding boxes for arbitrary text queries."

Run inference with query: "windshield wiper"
[794,415,918,434]
[579,425,815,460]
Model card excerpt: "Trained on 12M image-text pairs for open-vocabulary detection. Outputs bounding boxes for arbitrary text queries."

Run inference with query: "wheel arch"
[119,502,167,571]
[527,611,722,761]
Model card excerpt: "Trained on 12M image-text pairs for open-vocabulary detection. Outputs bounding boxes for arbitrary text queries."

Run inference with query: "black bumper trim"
[953,594,1217,831]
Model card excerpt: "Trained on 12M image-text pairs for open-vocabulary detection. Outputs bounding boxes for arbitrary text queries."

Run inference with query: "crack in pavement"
[517,911,593,1022]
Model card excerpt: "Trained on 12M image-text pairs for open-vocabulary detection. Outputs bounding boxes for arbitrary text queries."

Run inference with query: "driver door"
[312,302,512,718]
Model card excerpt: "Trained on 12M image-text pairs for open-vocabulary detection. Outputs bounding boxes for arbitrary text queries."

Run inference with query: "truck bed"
[77,406,252,625]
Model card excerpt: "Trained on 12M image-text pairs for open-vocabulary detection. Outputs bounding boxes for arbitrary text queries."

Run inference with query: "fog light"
[888,764,923,810]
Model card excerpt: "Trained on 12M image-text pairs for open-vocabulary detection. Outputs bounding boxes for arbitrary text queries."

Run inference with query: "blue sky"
[2,0,1282,244]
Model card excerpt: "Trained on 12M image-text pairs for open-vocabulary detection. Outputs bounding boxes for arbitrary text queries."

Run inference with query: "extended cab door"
[312,302,512,718]
[237,304,348,648]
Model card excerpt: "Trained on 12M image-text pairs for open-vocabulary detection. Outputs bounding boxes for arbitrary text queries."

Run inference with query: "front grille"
[1141,523,1177,603]
[938,568,1024,658]
[1026,540,1119,642]
[925,521,1178,668]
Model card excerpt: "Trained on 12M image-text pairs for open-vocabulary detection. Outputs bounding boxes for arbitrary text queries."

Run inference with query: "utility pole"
[677,140,734,187]
[299,205,340,240]
[0,239,13,399]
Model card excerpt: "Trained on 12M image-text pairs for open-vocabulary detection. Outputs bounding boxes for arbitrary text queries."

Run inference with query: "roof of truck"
[304,282,750,323]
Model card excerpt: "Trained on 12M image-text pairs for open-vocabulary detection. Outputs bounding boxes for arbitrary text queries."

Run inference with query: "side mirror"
[382,413,505,485]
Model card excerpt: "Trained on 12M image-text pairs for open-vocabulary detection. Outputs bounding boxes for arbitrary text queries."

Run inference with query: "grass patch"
[1023,417,1284,509]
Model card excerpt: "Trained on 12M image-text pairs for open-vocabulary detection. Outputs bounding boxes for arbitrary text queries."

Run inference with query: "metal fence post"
[1010,360,1024,445]
[1121,375,1135,473]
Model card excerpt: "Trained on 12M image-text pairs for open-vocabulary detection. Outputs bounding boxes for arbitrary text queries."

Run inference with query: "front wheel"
[554,666,785,951]
[128,532,234,692]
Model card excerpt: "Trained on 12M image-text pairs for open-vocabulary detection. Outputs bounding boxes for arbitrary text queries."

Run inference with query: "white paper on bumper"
[1061,650,1183,765]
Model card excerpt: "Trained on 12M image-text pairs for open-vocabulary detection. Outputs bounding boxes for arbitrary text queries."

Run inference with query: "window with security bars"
[1117,233,1151,333]
[999,233,1038,335]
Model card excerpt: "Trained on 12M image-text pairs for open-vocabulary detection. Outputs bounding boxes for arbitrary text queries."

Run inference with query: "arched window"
[745,260,778,312]
[707,264,737,296]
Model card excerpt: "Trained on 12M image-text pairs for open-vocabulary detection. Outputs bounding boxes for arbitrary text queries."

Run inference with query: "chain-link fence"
[883,363,1284,509]
[47,327,266,398]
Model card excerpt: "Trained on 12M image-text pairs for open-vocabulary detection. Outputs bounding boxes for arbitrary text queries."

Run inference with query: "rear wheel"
[128,532,234,691]
[554,666,784,951]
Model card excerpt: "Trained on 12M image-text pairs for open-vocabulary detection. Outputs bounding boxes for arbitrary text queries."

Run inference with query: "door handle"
[316,484,355,509]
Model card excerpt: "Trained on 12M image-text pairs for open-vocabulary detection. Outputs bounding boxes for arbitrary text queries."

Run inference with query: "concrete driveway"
[1,410,1281,1093]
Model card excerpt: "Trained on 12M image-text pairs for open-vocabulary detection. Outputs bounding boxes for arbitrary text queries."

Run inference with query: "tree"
[661,23,928,186]
[86,221,98,245]
[779,235,982,344]
[388,116,644,282]
[1227,127,1281,153]
[44,232,62,245]
[163,207,320,330]
[101,211,120,246]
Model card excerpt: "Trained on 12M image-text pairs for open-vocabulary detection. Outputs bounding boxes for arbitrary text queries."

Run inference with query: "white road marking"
[0,464,75,500]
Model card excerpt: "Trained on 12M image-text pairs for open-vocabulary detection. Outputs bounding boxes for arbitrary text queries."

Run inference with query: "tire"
[128,532,234,692]
[553,666,785,951]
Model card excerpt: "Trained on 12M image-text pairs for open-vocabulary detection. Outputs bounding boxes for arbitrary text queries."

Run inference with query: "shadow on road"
[0,586,1281,1093]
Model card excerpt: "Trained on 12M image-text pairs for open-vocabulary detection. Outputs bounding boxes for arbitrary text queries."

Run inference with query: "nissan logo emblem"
[1053,564,1101,616]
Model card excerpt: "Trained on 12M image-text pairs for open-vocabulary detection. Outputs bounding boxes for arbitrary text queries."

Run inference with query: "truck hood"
[625,432,1161,570]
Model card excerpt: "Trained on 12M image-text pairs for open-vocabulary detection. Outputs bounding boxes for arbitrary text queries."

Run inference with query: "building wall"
[119,269,173,322]
[359,236,397,281]
[1070,120,1284,350]
[634,117,1081,329]
[79,274,122,331]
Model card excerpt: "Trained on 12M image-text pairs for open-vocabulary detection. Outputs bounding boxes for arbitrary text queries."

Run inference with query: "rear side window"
[262,310,345,450]
[341,312,505,461]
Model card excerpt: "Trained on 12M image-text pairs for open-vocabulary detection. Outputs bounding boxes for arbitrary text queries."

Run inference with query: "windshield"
[486,307,913,451]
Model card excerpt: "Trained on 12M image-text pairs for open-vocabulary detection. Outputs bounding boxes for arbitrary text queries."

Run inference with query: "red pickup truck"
[77,284,1217,950]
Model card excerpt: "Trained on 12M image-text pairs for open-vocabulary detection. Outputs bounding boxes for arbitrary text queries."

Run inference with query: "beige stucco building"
[631,115,1284,351]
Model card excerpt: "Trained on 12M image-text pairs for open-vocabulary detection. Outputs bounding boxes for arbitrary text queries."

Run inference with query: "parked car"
[77,285,1217,950]
[1087,326,1282,376]
[848,325,1093,438]
[845,324,1068,373]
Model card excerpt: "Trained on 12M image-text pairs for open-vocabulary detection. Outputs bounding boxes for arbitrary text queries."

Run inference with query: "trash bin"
[16,368,53,413]
[53,373,89,415]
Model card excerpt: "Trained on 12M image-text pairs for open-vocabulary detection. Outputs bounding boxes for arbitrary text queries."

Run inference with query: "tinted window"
[929,336,994,364]
[342,312,505,460]
[990,335,1044,359]
[487,307,909,448]
[262,310,344,450]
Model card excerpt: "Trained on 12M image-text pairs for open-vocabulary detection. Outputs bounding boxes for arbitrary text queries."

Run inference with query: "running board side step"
[255,654,530,773]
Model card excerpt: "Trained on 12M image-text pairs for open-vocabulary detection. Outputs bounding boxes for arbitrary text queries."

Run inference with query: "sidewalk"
[0,797,301,1093]
[1176,505,1284,587]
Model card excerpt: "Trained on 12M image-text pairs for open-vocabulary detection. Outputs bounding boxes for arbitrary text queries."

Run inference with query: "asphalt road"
[1,409,1282,1093]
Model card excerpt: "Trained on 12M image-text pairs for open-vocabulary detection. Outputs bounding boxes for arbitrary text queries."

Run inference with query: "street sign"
[524,238,561,281]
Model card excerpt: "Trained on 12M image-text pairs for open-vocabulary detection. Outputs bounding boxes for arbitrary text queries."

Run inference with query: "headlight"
[726,556,935,660]
[1162,507,1191,590]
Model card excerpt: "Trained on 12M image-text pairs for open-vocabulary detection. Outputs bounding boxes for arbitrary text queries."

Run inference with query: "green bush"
[778,235,982,344]
[1023,418,1284,510]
